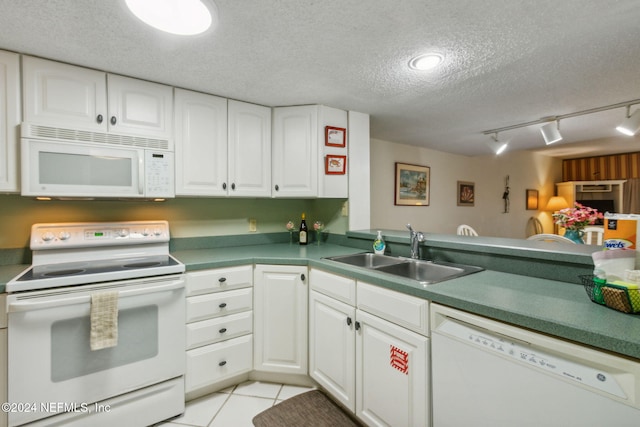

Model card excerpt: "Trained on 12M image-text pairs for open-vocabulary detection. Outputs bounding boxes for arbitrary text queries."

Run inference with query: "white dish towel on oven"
[90,291,119,351]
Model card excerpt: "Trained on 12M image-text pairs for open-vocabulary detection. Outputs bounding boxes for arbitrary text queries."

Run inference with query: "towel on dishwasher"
[90,291,119,351]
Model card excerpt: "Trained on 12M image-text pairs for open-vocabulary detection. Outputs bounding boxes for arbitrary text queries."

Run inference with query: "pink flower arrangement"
[552,203,603,230]
[285,221,295,231]
[313,221,324,231]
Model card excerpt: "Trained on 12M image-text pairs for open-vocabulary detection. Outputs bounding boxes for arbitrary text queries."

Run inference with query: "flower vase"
[316,230,322,246]
[564,229,584,244]
[289,231,294,245]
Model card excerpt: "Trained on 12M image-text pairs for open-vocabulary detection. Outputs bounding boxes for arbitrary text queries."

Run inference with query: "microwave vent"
[22,123,172,151]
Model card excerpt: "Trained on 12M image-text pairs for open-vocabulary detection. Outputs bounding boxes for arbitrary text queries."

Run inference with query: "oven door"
[6,275,185,427]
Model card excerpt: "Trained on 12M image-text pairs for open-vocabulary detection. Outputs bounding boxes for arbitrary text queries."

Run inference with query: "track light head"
[540,120,562,145]
[487,133,508,155]
[616,107,640,136]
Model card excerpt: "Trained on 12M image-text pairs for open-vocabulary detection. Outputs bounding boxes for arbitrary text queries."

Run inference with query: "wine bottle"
[299,213,308,245]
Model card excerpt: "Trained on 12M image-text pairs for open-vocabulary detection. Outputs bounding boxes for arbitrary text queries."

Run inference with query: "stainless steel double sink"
[324,253,483,285]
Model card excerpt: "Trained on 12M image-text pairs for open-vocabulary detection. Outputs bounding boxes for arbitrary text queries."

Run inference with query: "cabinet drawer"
[310,268,356,305]
[185,334,253,393]
[186,311,253,350]
[186,265,253,296]
[186,288,253,323]
[357,281,429,336]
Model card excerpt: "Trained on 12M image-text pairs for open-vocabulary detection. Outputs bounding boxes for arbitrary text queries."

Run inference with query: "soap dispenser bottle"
[373,231,386,255]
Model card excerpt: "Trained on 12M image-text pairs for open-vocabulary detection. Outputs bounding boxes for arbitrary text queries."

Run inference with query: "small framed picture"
[457,181,475,207]
[325,126,346,147]
[526,189,539,210]
[394,162,430,206]
[325,155,347,175]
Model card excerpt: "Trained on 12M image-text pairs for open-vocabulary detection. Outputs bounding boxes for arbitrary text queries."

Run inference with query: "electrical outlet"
[249,218,257,232]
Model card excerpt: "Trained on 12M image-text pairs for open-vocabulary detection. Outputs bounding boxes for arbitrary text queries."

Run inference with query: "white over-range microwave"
[20,123,175,199]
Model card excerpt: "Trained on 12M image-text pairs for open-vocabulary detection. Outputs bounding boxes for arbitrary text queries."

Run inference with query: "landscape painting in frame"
[395,162,430,206]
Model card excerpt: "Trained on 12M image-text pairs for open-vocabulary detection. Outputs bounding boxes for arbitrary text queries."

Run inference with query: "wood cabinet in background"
[556,180,626,213]
[0,50,20,193]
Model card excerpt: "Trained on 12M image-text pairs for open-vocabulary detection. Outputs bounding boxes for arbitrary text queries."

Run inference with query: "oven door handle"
[7,279,184,313]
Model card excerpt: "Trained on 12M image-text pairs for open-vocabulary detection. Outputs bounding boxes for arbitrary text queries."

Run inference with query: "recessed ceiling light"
[125,0,216,36]
[408,53,443,71]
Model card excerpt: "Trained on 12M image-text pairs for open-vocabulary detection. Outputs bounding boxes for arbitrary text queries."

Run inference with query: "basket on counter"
[581,275,640,314]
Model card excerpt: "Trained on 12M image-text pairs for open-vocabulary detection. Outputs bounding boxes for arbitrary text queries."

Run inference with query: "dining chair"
[526,234,576,243]
[583,227,604,245]
[457,224,478,236]
[525,217,543,237]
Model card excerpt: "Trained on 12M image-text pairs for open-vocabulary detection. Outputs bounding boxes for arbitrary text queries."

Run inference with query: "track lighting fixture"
[540,120,562,145]
[487,133,508,154]
[616,105,640,136]
[481,98,640,152]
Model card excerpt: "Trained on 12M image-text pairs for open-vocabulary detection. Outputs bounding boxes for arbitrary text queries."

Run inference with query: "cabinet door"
[0,328,6,427]
[356,309,429,427]
[309,290,356,412]
[22,56,107,132]
[107,74,173,141]
[253,265,307,374]
[0,50,20,192]
[227,100,271,197]
[174,89,228,196]
[272,106,318,197]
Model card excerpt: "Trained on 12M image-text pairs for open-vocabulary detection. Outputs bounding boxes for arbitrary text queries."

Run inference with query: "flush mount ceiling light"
[540,120,563,145]
[487,133,508,155]
[616,105,640,136]
[408,53,443,71]
[125,0,216,36]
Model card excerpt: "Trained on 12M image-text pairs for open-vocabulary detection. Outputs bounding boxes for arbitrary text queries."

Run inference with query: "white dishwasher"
[431,303,640,427]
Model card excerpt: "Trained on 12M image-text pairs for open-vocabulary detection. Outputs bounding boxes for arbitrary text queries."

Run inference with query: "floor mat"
[252,390,361,427]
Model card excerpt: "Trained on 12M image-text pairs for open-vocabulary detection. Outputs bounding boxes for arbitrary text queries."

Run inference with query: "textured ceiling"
[1,0,640,157]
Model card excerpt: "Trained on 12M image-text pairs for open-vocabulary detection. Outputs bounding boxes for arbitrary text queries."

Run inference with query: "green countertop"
[2,237,639,360]
[172,241,640,361]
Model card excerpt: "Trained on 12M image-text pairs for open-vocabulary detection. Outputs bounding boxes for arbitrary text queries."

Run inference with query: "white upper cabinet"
[23,56,106,132]
[227,100,271,197]
[23,56,173,141]
[106,74,173,140]
[272,105,348,198]
[0,50,20,192]
[272,105,318,197]
[174,88,228,196]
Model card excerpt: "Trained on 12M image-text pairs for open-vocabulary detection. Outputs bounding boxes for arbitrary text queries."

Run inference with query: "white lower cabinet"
[253,264,308,375]
[184,266,253,398]
[309,269,430,427]
[1,293,6,427]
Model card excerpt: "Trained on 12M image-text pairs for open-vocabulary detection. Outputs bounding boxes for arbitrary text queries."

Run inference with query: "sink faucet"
[406,224,425,259]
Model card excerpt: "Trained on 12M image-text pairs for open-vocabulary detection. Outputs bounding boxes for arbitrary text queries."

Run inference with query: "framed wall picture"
[325,155,347,174]
[394,162,430,206]
[325,126,346,147]
[457,181,475,207]
[526,189,539,210]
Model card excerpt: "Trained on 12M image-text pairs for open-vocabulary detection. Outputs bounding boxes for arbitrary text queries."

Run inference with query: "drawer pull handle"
[219,302,227,308]
[355,321,361,331]
[346,317,352,326]
[219,361,227,367]
[96,114,103,124]
[300,273,306,281]
[218,277,227,283]
[110,116,117,125]
[219,328,227,333]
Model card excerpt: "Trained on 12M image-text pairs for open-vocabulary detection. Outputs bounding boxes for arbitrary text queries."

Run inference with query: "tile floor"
[157,381,315,427]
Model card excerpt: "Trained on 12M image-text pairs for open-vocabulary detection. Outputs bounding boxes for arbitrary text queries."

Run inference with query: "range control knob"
[116,229,129,238]
[58,231,71,241]
[153,228,163,236]
[41,232,55,242]
[142,228,151,237]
